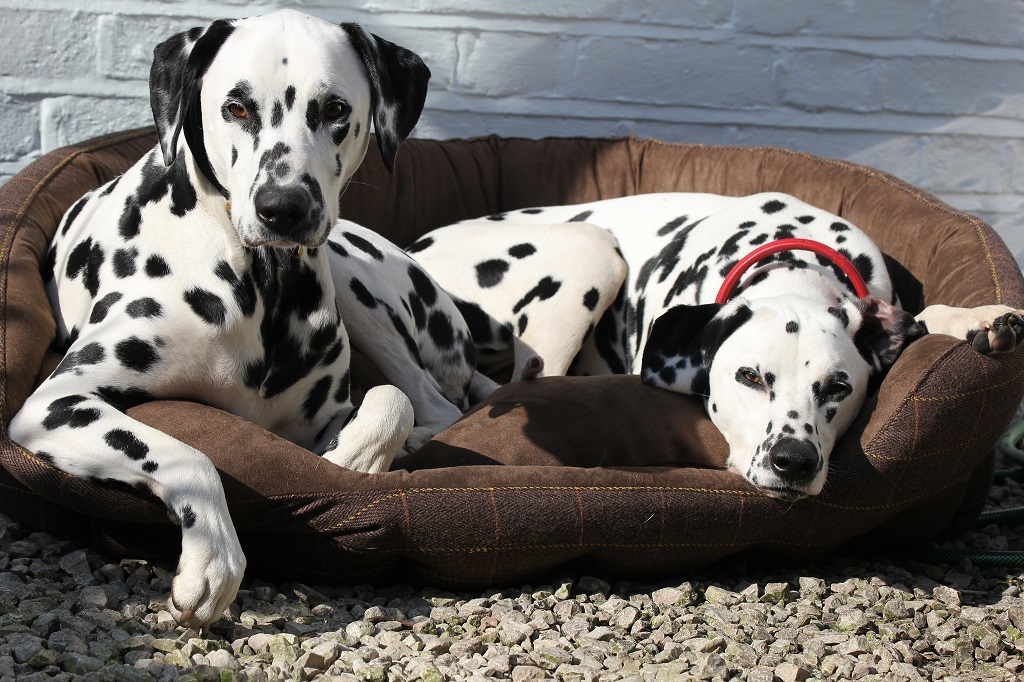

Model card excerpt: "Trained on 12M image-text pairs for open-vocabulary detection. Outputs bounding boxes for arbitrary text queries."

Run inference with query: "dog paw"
[968,308,1024,355]
[166,515,246,630]
[323,385,413,472]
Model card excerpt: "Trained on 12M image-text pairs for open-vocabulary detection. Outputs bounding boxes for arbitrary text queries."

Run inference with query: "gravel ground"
[4,445,1024,681]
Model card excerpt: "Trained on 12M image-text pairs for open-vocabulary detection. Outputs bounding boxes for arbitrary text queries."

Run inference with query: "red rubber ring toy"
[716,237,871,304]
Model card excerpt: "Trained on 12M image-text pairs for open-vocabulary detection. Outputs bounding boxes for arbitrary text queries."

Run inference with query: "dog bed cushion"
[1,128,1022,585]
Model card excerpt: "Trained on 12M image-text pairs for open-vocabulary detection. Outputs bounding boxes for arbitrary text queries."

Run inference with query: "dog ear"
[150,20,236,166]
[641,301,753,397]
[847,296,927,377]
[341,24,431,173]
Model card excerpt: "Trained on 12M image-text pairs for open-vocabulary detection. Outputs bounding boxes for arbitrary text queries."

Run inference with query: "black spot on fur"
[271,100,284,127]
[343,232,384,261]
[583,288,600,311]
[428,311,455,349]
[322,339,344,367]
[522,208,543,214]
[827,305,850,328]
[112,247,138,278]
[738,221,756,230]
[214,261,257,317]
[43,395,100,430]
[825,406,838,423]
[408,265,438,306]
[184,288,227,326]
[145,255,171,278]
[569,210,593,222]
[405,237,433,254]
[115,337,159,372]
[788,410,799,419]
[52,342,105,377]
[782,424,795,434]
[105,429,149,461]
[657,216,688,236]
[853,253,874,284]
[327,240,349,258]
[513,276,562,314]
[476,259,510,288]
[786,321,799,334]
[711,403,718,413]
[126,298,163,319]
[306,99,321,132]
[508,243,537,259]
[796,215,815,224]
[830,222,849,232]
[61,196,89,236]
[90,292,123,324]
[231,146,238,166]
[749,233,769,246]
[354,121,361,138]
[350,277,377,308]
[761,199,786,214]
[94,385,154,411]
[804,423,814,434]
[65,237,105,297]
[335,370,351,403]
[179,505,196,529]
[518,314,529,334]
[303,376,332,422]
[285,86,296,110]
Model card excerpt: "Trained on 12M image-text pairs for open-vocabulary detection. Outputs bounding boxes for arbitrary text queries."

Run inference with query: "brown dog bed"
[2,128,1022,586]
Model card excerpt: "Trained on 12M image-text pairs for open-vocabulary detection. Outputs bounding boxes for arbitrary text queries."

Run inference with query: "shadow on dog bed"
[1,128,1021,585]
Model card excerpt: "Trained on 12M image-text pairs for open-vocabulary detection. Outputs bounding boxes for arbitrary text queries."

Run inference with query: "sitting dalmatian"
[409,192,1024,500]
[10,9,486,629]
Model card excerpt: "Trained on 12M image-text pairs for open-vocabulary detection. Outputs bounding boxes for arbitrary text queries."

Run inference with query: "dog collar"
[715,237,871,304]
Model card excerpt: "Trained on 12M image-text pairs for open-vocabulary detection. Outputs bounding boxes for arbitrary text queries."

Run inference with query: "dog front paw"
[166,514,246,630]
[967,308,1024,355]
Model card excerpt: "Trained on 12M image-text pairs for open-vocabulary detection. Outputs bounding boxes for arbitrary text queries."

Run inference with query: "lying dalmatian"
[9,9,485,629]
[409,192,1024,500]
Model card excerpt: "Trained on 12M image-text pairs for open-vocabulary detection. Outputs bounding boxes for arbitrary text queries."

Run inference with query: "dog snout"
[254,185,311,233]
[767,437,819,485]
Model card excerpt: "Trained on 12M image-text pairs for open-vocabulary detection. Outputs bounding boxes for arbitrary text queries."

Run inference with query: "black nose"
[254,185,310,233]
[767,438,820,485]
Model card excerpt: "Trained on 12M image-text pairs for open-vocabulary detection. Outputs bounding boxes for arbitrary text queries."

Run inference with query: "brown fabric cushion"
[1,127,1022,586]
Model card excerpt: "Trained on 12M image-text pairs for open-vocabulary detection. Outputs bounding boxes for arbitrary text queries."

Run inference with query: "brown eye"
[227,103,248,119]
[323,100,349,120]
[738,368,762,386]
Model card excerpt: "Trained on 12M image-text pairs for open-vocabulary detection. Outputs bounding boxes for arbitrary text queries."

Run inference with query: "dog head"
[641,295,925,500]
[149,9,430,249]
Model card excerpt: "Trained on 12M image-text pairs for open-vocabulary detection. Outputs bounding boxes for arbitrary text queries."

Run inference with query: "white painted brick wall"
[1,0,1023,269]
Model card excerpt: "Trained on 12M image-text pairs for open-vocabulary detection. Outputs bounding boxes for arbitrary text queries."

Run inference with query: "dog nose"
[254,185,310,233]
[767,438,819,485]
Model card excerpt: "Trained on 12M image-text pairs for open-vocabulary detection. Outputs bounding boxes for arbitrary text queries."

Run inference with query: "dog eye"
[227,103,248,120]
[737,368,762,386]
[826,380,851,400]
[323,100,350,120]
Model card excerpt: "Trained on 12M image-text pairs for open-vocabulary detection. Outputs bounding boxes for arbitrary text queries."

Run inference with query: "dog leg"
[320,385,414,472]
[917,304,1024,354]
[9,373,245,630]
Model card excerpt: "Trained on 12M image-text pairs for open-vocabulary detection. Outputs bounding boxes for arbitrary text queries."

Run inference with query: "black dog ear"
[849,296,927,377]
[341,23,431,173]
[149,20,236,166]
[641,301,753,397]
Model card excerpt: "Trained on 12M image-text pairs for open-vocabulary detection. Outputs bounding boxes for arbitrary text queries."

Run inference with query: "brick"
[567,37,779,109]
[916,135,1015,194]
[735,0,932,39]
[929,0,1024,47]
[621,0,733,28]
[882,57,1022,117]
[456,31,566,97]
[782,50,881,113]
[40,96,151,153]
[0,9,98,79]
[369,27,458,90]
[97,14,208,81]
[415,0,624,20]
[0,96,41,161]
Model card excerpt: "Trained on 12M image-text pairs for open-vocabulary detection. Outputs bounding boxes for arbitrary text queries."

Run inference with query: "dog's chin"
[757,486,809,502]
[238,227,329,251]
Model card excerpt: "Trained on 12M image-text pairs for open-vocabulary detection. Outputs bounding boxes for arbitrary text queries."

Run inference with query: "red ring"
[715,238,871,304]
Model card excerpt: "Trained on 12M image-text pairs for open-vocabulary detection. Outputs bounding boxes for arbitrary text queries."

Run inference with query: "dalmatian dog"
[409,192,1024,500]
[8,9,483,630]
